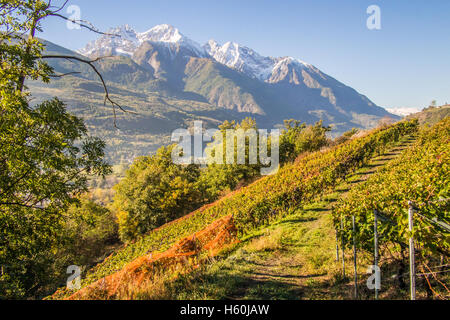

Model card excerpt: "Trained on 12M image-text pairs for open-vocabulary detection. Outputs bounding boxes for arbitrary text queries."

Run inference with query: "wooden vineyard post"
[408,201,416,300]
[352,215,358,299]
[335,229,339,262]
[373,209,379,300]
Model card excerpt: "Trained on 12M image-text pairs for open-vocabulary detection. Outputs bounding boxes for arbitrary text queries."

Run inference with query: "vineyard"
[333,117,449,298]
[2,1,448,304]
[50,120,418,299]
[334,117,449,255]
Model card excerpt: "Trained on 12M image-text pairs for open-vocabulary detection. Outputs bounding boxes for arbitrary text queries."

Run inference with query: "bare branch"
[48,13,119,36]
[424,262,450,293]
[49,71,81,78]
[49,0,69,14]
[420,265,444,299]
[41,54,137,127]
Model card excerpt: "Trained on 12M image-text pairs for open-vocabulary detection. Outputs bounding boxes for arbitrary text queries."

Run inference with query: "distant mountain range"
[29,24,398,164]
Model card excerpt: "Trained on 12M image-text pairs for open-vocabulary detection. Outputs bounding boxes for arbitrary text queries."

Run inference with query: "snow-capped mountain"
[78,24,207,58]
[37,27,398,162]
[203,40,312,82]
[79,24,317,83]
[72,24,395,130]
[79,24,333,89]
[204,40,276,80]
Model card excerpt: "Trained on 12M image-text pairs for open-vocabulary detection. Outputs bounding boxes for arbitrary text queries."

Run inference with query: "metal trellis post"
[408,201,416,300]
[374,209,379,300]
[335,229,340,262]
[352,215,358,299]
[341,217,345,279]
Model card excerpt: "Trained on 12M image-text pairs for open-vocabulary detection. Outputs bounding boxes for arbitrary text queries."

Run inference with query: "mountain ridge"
[78,24,207,58]
[28,25,399,163]
[77,24,390,121]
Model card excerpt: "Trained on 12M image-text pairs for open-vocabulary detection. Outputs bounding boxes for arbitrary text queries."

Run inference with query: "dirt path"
[238,135,417,299]
[163,136,417,300]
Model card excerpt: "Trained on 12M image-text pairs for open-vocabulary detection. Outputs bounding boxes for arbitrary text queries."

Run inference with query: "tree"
[295,120,331,153]
[199,118,263,200]
[279,120,331,164]
[279,119,306,163]
[57,198,118,269]
[197,163,247,201]
[0,1,112,298]
[113,146,202,241]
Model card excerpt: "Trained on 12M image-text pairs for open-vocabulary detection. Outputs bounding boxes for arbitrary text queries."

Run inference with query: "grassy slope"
[149,135,420,300]
[50,121,417,299]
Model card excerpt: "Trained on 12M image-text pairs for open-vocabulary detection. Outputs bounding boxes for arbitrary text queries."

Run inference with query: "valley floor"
[151,135,425,300]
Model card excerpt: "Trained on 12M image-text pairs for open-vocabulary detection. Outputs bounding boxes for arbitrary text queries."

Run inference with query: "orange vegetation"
[65,215,239,300]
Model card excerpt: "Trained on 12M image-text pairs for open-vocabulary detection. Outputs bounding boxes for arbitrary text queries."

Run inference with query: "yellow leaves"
[55,120,418,298]
[334,118,449,254]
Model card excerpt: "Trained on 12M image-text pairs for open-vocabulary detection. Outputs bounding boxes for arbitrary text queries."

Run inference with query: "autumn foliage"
[53,215,238,299]
[49,120,418,299]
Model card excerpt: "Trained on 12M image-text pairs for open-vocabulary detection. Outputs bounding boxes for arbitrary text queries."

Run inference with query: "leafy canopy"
[279,119,331,163]
[0,0,110,298]
[113,145,202,241]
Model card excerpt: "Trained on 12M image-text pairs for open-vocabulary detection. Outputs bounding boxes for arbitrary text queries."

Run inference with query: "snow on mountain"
[203,39,312,81]
[138,24,207,57]
[78,24,207,58]
[204,40,275,80]
[79,24,319,84]
[385,107,422,116]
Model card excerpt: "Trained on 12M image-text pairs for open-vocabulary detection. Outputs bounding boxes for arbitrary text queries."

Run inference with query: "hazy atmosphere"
[39,0,450,113]
[1,0,449,308]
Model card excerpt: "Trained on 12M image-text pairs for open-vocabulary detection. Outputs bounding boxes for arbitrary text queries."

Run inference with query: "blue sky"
[40,0,450,112]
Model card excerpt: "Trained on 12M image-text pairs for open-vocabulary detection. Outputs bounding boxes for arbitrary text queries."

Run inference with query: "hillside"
[27,24,399,164]
[406,104,450,125]
[144,135,419,300]
[49,120,419,299]
[3,1,449,305]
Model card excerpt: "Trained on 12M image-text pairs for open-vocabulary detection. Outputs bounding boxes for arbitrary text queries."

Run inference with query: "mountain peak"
[139,24,183,43]
[109,24,138,42]
[78,24,312,79]
[203,39,314,81]
[79,24,206,58]
[150,23,175,31]
[204,40,278,80]
[118,24,135,31]
[78,24,313,82]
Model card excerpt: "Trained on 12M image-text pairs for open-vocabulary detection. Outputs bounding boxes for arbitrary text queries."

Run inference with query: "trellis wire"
[338,200,448,300]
